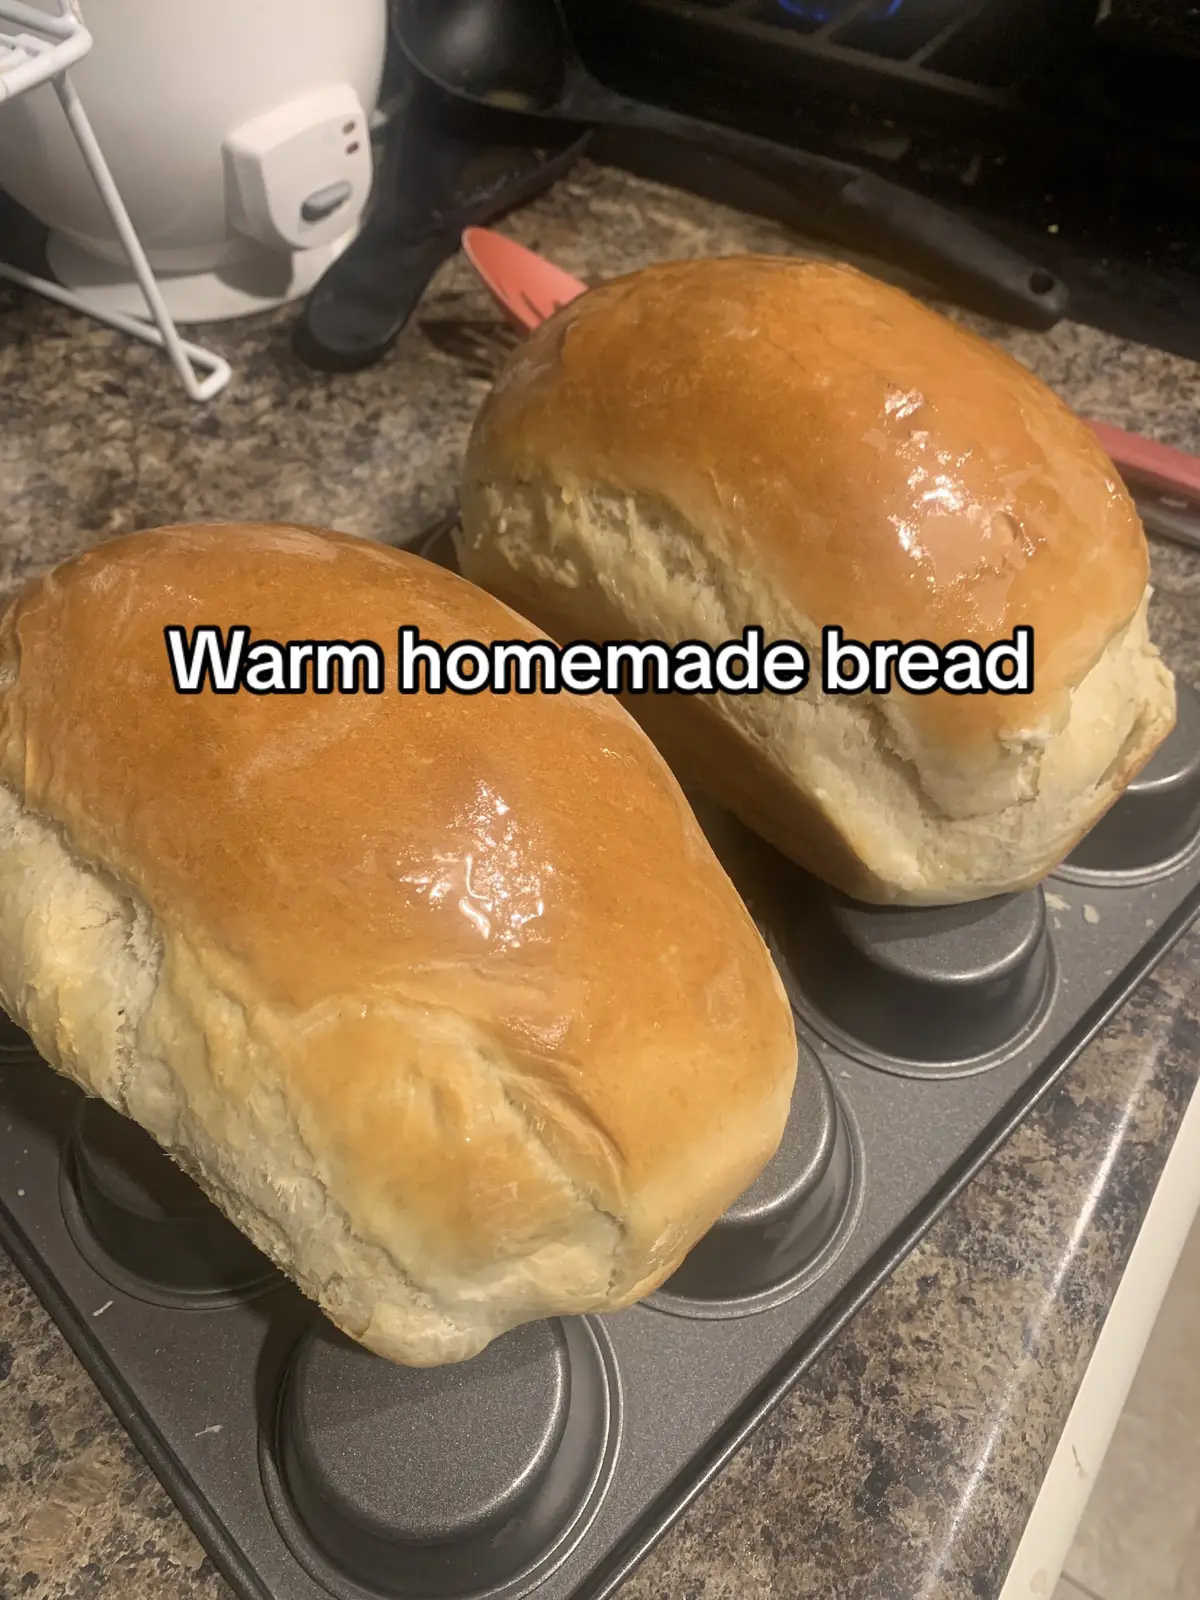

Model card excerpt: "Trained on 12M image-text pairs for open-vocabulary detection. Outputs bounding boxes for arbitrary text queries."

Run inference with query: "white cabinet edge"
[999,1073,1200,1599]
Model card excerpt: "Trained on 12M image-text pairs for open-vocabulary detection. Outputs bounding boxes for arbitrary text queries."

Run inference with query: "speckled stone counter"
[1,160,1199,1600]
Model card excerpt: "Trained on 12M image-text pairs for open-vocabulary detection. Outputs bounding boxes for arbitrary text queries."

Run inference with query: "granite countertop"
[1,160,1199,1600]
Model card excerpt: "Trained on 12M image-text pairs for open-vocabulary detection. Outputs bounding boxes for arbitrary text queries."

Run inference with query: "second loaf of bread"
[457,255,1176,906]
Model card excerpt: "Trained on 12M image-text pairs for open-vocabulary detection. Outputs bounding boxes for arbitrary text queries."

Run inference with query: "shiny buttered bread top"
[0,524,797,1366]
[457,254,1176,905]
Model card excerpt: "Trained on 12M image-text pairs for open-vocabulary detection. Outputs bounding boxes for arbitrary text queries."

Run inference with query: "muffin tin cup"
[61,1096,279,1308]
[770,888,1059,1080]
[261,1315,622,1600]
[1059,681,1200,886]
[649,1044,862,1319]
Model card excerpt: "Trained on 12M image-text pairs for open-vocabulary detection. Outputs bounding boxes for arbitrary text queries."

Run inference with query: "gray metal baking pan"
[1,523,1198,1600]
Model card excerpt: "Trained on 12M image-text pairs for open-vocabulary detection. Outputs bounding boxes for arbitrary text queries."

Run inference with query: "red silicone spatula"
[461,228,1200,551]
[463,227,586,333]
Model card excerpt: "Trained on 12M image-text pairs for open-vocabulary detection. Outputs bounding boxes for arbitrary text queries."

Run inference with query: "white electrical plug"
[224,83,372,253]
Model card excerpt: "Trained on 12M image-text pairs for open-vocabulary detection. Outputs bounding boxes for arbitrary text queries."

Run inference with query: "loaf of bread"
[456,256,1176,906]
[0,523,797,1365]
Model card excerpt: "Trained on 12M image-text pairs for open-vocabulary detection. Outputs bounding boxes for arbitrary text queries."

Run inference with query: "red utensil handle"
[1086,420,1200,503]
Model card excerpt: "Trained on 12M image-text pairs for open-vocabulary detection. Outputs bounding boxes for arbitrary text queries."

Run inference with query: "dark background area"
[566,0,1200,358]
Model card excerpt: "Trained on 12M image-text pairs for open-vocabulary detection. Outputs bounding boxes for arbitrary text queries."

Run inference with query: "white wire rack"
[0,0,231,400]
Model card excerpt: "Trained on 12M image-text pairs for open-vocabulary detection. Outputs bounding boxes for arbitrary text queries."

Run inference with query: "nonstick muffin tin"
[3,528,1200,1600]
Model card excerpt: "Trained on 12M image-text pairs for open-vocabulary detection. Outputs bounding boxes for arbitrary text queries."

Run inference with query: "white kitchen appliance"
[0,0,387,395]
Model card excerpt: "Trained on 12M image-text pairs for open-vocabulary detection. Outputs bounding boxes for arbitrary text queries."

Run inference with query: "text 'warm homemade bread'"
[456,255,1175,905]
[0,523,797,1364]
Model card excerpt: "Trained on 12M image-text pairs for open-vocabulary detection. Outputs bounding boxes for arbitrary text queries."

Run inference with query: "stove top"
[567,0,1200,358]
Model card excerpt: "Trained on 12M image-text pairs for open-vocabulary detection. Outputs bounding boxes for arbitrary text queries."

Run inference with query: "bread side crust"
[457,479,1176,904]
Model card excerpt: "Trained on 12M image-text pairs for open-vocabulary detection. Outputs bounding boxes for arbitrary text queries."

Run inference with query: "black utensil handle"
[390,507,461,552]
[1135,495,1200,553]
[832,173,1070,330]
[296,64,591,372]
[592,96,1069,329]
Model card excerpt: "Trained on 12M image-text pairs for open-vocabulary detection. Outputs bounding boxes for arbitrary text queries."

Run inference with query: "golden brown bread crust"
[464,255,1149,749]
[0,523,797,1363]
[457,255,1176,904]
